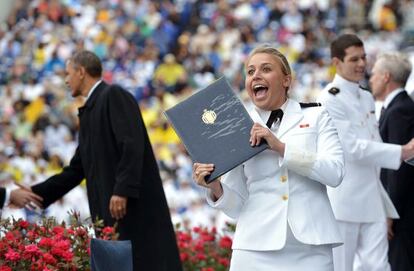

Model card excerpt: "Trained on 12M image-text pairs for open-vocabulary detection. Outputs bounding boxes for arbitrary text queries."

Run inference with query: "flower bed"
[0,213,233,271]
[0,212,117,271]
[176,223,233,271]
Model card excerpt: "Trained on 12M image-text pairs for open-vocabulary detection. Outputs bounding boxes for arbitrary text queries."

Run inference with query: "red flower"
[177,231,192,242]
[53,240,71,251]
[5,231,17,241]
[196,252,207,261]
[194,240,205,251]
[50,247,65,258]
[24,244,41,255]
[18,220,30,229]
[201,233,215,242]
[61,251,74,262]
[42,252,57,265]
[27,230,39,241]
[219,236,232,249]
[180,252,189,261]
[52,226,65,235]
[218,257,230,266]
[30,260,43,270]
[39,237,55,248]
[0,241,8,251]
[76,228,88,237]
[5,248,20,261]
[201,268,215,271]
[0,266,12,271]
[102,226,114,235]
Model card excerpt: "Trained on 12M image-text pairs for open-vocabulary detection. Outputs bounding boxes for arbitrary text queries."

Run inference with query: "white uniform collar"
[86,80,102,100]
[254,99,289,124]
[332,74,360,98]
[383,88,404,109]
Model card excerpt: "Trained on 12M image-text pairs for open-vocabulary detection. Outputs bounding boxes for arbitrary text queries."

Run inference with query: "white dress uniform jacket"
[207,99,344,251]
[319,74,400,223]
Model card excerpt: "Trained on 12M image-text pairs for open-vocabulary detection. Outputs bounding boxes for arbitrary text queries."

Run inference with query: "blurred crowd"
[1,0,414,229]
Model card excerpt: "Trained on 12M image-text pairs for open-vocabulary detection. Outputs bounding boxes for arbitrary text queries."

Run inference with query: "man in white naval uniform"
[319,34,414,271]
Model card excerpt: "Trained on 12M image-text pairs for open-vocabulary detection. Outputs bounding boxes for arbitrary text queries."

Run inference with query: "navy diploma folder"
[90,239,133,271]
[164,77,268,183]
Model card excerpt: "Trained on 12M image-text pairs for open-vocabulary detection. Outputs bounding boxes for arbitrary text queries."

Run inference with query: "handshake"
[7,185,43,211]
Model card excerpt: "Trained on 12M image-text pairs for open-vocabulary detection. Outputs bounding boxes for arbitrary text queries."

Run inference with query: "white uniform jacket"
[318,74,400,223]
[207,99,344,251]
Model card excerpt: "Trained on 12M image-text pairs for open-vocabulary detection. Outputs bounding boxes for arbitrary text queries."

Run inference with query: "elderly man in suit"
[31,50,182,271]
[319,34,414,271]
[370,52,414,271]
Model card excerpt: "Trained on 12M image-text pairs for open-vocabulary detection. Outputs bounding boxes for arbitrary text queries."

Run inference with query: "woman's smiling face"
[245,52,291,111]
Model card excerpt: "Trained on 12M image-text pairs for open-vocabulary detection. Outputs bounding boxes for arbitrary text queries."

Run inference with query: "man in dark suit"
[370,52,414,271]
[31,50,182,271]
[0,187,42,211]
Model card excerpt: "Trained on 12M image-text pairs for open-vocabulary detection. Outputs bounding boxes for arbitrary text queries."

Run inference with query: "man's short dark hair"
[70,50,102,78]
[330,34,364,61]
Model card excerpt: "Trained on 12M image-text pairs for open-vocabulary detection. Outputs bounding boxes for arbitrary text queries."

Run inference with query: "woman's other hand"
[192,163,223,200]
[250,123,285,156]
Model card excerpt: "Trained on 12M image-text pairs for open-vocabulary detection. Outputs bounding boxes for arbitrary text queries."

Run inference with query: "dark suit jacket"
[0,187,5,209]
[380,91,414,229]
[379,90,414,270]
[32,81,182,271]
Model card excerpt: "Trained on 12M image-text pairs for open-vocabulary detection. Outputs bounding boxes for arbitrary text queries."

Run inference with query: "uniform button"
[282,195,288,201]
[280,175,287,182]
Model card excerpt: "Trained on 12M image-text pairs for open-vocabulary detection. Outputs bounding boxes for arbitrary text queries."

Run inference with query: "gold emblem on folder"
[202,109,217,124]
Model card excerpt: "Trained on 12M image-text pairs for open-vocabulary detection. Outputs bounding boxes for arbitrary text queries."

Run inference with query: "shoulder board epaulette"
[299,102,322,108]
[328,87,340,95]
[359,85,370,91]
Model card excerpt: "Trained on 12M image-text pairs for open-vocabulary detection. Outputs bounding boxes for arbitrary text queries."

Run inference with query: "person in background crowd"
[193,44,345,271]
[318,34,414,271]
[370,52,414,271]
[30,50,182,271]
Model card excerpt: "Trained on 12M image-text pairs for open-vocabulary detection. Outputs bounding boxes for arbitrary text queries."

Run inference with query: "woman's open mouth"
[253,84,268,98]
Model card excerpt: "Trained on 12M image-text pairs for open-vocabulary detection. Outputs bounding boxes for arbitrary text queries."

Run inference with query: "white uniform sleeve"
[206,164,248,219]
[320,93,401,170]
[281,109,345,187]
[5,188,10,206]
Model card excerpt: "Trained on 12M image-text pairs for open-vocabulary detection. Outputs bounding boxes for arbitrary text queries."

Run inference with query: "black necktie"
[379,106,385,124]
[78,106,85,118]
[266,109,284,128]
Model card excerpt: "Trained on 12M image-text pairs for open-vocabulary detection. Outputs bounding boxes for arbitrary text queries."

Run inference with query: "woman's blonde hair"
[246,44,292,76]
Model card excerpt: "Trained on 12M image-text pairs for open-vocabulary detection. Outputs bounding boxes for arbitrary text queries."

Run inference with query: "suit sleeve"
[205,164,248,219]
[383,108,414,145]
[320,93,401,170]
[382,106,414,214]
[282,109,345,187]
[0,187,5,209]
[32,147,85,208]
[107,87,144,198]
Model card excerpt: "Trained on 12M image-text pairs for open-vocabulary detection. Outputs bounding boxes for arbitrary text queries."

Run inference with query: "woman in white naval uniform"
[193,45,345,271]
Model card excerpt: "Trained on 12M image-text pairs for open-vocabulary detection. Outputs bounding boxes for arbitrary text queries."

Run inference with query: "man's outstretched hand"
[9,187,43,209]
